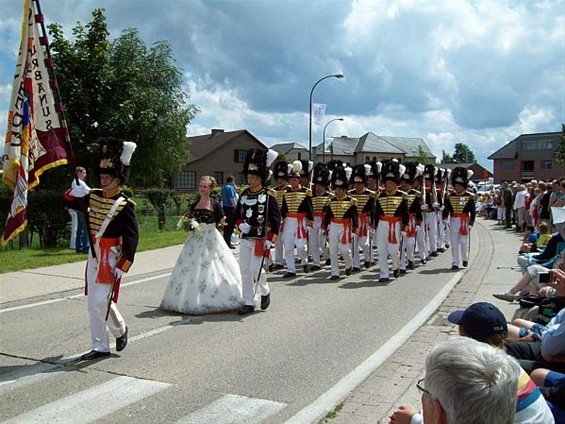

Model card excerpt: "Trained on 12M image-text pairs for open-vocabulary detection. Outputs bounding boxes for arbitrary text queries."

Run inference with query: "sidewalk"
[325,218,525,423]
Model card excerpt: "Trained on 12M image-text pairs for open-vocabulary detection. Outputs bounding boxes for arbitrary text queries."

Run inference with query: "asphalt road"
[0,239,470,423]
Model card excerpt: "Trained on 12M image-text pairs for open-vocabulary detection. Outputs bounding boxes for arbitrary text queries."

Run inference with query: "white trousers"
[424,212,438,254]
[68,208,78,249]
[282,217,307,272]
[437,217,447,249]
[328,222,352,277]
[308,216,327,266]
[239,238,269,306]
[449,217,469,267]
[400,234,416,269]
[86,255,126,352]
[416,225,427,260]
[273,232,285,266]
[376,220,400,279]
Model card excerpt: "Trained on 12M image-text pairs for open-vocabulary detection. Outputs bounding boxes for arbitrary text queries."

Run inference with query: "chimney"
[211,129,224,136]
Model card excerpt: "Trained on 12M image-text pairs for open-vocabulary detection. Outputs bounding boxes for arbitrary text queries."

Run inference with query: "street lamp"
[308,73,344,160]
[322,118,344,163]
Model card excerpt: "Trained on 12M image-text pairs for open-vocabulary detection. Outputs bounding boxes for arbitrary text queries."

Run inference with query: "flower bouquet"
[177,213,201,233]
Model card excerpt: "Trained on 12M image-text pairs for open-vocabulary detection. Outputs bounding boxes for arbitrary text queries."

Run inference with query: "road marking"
[285,270,464,424]
[0,273,171,314]
[176,394,286,424]
[3,376,170,424]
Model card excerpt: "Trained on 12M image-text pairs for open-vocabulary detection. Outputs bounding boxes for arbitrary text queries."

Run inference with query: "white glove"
[114,268,126,278]
[439,205,445,211]
[421,204,428,211]
[468,225,473,232]
[432,202,440,209]
[238,222,251,234]
[264,240,274,249]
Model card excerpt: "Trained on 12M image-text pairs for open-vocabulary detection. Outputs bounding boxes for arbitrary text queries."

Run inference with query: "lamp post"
[322,118,344,163]
[309,73,344,161]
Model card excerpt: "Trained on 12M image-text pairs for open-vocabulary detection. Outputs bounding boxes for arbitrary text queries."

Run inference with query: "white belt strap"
[95,196,125,240]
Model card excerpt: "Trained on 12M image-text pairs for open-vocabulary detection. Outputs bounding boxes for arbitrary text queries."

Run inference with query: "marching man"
[309,163,332,271]
[443,167,476,270]
[421,165,440,258]
[70,137,138,360]
[269,160,289,272]
[374,159,409,283]
[366,161,381,266]
[349,164,375,271]
[323,165,358,280]
[235,148,281,315]
[399,162,424,273]
[280,160,314,278]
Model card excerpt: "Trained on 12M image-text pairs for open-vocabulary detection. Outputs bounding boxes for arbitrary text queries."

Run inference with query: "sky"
[1,0,564,171]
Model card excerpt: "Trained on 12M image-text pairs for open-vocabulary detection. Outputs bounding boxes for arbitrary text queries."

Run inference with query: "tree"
[554,124,565,169]
[452,143,476,164]
[414,145,430,164]
[48,9,200,187]
[441,150,455,164]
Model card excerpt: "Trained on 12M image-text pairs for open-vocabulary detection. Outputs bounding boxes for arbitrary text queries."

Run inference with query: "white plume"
[292,160,303,174]
[266,149,278,167]
[307,160,314,172]
[398,164,406,177]
[364,164,371,175]
[345,166,352,180]
[416,163,425,176]
[467,169,474,180]
[120,141,137,165]
[376,161,382,173]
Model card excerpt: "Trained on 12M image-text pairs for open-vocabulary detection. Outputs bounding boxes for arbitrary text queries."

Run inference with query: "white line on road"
[284,270,464,424]
[3,376,170,424]
[176,394,286,424]
[0,273,171,314]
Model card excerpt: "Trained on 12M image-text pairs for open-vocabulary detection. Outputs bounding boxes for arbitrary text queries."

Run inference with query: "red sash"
[380,216,400,243]
[331,218,352,244]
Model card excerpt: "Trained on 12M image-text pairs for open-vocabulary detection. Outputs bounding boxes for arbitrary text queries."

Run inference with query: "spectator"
[504,181,514,229]
[514,184,529,233]
[221,176,237,249]
[71,166,90,254]
[388,337,522,424]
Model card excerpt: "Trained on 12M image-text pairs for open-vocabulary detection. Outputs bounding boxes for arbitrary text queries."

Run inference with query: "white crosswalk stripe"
[176,394,286,424]
[3,376,170,424]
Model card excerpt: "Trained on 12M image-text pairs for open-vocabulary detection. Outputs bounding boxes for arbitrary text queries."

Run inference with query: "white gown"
[161,209,244,314]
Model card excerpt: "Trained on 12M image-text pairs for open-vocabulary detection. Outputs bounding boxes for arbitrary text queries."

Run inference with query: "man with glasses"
[389,337,521,424]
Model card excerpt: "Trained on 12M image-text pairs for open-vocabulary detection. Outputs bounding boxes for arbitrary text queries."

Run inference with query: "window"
[234,150,247,163]
[298,152,302,160]
[540,161,552,171]
[178,171,196,190]
[213,172,224,185]
[522,161,534,172]
[501,162,514,171]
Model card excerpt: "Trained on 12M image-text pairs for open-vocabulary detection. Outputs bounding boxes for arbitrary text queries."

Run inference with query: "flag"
[312,103,326,126]
[2,0,70,245]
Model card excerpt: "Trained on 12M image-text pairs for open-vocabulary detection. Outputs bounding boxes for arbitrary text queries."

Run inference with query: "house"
[313,132,436,165]
[270,142,309,161]
[488,131,564,183]
[173,129,267,191]
[441,163,493,183]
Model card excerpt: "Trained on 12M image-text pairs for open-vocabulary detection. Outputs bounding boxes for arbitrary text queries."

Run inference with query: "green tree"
[452,143,476,164]
[414,145,430,164]
[441,150,455,164]
[554,124,565,169]
[48,9,199,187]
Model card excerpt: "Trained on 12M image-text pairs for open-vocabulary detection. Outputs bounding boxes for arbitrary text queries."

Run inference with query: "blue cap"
[448,302,508,343]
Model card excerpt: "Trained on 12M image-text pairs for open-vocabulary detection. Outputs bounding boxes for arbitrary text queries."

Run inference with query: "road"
[0,234,474,423]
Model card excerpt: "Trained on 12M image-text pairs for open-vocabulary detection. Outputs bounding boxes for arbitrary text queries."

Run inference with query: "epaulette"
[127,197,136,206]
[351,197,358,206]
[413,189,422,198]
[399,190,409,200]
[267,188,276,197]
[306,188,312,196]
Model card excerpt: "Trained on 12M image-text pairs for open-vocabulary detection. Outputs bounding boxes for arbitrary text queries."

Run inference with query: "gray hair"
[425,337,520,424]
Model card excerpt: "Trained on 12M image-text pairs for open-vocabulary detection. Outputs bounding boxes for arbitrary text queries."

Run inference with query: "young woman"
[161,176,243,314]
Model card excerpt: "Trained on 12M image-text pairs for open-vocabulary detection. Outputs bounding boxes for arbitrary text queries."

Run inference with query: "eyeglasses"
[416,378,433,398]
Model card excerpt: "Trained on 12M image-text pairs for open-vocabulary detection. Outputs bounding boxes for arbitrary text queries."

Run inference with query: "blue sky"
[1,0,564,170]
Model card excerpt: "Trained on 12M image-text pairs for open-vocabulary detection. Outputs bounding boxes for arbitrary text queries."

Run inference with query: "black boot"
[116,326,128,352]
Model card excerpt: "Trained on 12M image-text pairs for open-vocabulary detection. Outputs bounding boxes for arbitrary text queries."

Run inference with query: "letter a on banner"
[2,0,71,245]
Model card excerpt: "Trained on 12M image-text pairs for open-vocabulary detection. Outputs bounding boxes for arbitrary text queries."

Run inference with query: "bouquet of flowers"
[177,213,201,233]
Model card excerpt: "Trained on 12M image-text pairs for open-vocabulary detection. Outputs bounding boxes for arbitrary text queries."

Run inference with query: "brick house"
[441,163,493,183]
[488,131,564,183]
[173,129,268,191]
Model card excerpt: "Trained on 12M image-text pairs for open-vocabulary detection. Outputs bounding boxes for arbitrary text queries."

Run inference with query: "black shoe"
[345,267,352,276]
[364,261,371,269]
[116,326,128,352]
[260,293,271,310]
[451,265,459,270]
[228,245,236,250]
[378,277,390,283]
[393,269,399,278]
[238,305,255,315]
[445,244,450,249]
[303,264,310,274]
[283,272,296,279]
[310,265,321,271]
[325,259,331,266]
[399,269,407,275]
[437,248,445,253]
[268,264,275,272]
[408,260,415,270]
[352,266,361,273]
[330,275,340,280]
[431,251,439,257]
[462,261,468,267]
[80,350,110,361]
[273,264,285,270]
[421,259,427,265]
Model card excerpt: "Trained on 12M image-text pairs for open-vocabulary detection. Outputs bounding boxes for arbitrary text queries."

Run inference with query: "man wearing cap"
[421,165,440,258]
[443,167,475,270]
[348,164,375,271]
[268,160,289,272]
[374,160,409,283]
[309,163,332,271]
[366,161,381,266]
[412,168,428,265]
[70,137,138,360]
[235,148,281,315]
[398,163,424,274]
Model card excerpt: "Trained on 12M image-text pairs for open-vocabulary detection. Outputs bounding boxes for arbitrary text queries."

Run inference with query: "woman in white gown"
[161,176,244,314]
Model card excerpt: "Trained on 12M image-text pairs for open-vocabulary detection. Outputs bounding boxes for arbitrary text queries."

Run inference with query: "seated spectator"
[517,231,565,274]
[506,269,565,374]
[538,221,552,248]
[520,225,538,254]
[531,368,565,422]
[389,304,553,423]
